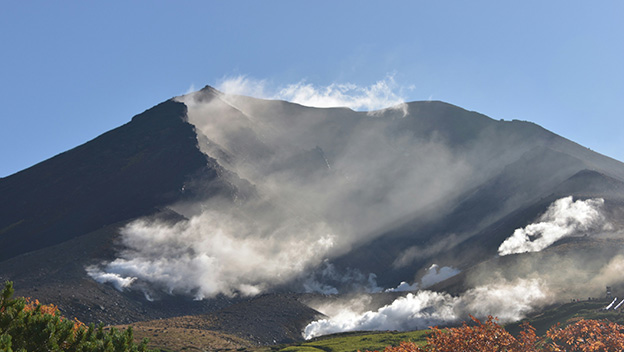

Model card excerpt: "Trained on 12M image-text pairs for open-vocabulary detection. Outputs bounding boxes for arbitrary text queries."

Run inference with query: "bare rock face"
[0,100,223,262]
[205,294,325,345]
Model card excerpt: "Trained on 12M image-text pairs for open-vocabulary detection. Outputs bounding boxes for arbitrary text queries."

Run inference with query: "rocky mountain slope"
[2,86,624,344]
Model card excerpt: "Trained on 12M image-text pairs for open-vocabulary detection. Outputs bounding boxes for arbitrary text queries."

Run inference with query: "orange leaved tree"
[547,319,624,351]
[420,316,538,352]
[1,281,152,351]
[365,316,624,352]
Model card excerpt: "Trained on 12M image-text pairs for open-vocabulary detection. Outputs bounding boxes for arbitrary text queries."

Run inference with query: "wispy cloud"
[215,75,269,98]
[214,74,409,113]
[182,84,197,96]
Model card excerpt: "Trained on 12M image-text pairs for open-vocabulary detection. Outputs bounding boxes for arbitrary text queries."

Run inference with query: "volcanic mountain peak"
[3,88,624,342]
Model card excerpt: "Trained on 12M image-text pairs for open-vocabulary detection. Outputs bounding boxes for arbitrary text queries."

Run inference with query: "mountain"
[2,86,624,345]
[0,100,232,262]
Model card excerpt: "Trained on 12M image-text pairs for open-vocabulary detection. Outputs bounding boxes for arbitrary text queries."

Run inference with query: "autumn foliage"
[417,316,539,352]
[365,315,624,352]
[0,281,152,351]
[23,296,86,333]
[547,319,624,351]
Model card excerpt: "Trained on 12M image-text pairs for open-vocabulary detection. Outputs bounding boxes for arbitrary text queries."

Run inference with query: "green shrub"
[0,281,153,351]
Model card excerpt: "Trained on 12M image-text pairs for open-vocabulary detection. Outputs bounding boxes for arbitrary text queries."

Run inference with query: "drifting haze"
[87,79,480,297]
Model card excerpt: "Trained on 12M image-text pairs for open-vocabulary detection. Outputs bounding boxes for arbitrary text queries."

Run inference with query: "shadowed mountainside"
[0,100,235,262]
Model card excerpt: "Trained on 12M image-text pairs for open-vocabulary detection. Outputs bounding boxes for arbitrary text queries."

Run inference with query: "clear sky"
[1,1,623,177]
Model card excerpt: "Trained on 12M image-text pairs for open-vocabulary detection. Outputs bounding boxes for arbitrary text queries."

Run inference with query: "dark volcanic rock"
[0,100,219,262]
[206,294,324,345]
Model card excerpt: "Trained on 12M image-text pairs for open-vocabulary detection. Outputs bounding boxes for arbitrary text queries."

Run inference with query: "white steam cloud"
[215,74,409,114]
[304,243,624,339]
[87,208,335,299]
[421,264,461,288]
[86,267,136,291]
[304,278,550,339]
[386,281,419,293]
[498,197,605,256]
[385,264,460,292]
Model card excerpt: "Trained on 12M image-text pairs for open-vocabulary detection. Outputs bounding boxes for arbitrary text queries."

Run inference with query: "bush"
[0,281,153,351]
[547,319,624,351]
[364,315,624,352]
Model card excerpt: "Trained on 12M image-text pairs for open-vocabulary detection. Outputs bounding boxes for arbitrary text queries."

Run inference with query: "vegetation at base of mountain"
[363,316,624,352]
[6,274,624,352]
[0,281,153,351]
[275,330,429,352]
[112,299,624,351]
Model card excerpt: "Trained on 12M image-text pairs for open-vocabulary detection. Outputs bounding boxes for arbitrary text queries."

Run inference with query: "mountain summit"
[2,87,624,342]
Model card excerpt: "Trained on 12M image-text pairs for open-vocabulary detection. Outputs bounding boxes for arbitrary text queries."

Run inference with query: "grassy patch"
[278,330,429,352]
[279,346,328,352]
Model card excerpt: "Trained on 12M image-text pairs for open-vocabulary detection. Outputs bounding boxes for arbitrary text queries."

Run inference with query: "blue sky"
[1,1,623,177]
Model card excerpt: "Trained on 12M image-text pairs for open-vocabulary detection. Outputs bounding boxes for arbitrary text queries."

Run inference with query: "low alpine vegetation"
[0,281,153,352]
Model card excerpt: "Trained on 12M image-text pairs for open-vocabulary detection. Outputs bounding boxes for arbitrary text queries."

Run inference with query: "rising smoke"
[384,264,460,293]
[304,278,550,339]
[302,194,624,338]
[215,74,409,113]
[88,77,480,298]
[498,196,606,256]
[87,206,336,299]
[304,240,624,339]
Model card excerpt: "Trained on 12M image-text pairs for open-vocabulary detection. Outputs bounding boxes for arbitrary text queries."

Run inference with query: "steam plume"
[304,278,550,339]
[385,264,460,292]
[498,197,605,256]
[88,206,335,299]
[85,268,136,291]
[215,74,409,113]
[421,264,461,288]
[85,80,476,298]
[304,243,624,339]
